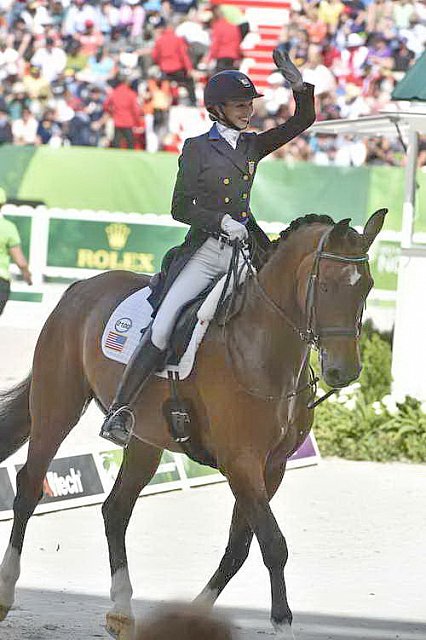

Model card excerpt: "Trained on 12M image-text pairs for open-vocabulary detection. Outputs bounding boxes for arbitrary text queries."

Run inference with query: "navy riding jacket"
[149,83,316,310]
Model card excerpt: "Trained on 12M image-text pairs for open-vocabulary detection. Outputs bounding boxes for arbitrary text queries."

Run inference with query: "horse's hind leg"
[0,363,90,621]
[196,454,286,607]
[195,502,253,606]
[102,438,162,640]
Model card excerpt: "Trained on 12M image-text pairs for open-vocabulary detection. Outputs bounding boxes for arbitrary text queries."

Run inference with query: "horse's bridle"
[303,226,369,348]
[254,226,369,349]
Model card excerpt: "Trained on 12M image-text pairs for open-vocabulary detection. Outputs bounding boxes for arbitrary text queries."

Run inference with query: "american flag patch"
[105,331,127,352]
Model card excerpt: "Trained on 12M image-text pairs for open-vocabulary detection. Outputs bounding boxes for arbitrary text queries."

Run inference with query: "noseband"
[255,226,369,349]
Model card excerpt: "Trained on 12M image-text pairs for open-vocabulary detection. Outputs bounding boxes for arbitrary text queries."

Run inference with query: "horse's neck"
[228,243,309,398]
[259,227,317,313]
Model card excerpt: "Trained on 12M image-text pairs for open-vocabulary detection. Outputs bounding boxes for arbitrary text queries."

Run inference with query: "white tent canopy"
[312,111,426,138]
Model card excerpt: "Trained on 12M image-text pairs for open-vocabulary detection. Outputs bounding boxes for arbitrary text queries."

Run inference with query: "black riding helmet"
[204,70,263,107]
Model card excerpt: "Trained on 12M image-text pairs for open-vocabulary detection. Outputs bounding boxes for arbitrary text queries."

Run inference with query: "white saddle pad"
[101,274,236,380]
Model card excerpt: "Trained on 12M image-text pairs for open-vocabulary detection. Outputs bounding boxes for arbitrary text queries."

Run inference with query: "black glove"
[272,45,304,91]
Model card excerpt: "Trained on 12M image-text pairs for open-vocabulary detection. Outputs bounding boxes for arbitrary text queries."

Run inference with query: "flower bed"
[313,323,426,463]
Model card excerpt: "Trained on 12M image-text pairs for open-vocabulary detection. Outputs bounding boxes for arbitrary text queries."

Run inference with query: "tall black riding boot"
[100,330,165,447]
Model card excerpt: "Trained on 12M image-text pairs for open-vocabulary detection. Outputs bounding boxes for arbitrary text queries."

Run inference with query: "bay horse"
[0,210,386,640]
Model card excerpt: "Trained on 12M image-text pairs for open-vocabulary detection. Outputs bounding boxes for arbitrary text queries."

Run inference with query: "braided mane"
[262,214,357,267]
[279,214,335,242]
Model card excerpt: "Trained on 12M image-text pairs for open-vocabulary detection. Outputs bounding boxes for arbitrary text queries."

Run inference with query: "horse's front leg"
[102,438,162,640]
[195,453,287,606]
[226,453,294,639]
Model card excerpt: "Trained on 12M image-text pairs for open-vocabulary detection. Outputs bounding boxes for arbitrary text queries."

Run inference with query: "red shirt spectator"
[104,80,140,129]
[151,26,193,74]
[207,17,242,67]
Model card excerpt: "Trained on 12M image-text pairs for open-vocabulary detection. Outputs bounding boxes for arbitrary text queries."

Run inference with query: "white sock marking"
[110,566,133,617]
[0,545,21,608]
[272,619,296,640]
[194,586,219,608]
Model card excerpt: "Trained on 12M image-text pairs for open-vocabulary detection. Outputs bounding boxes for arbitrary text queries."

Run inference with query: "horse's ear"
[363,208,388,249]
[328,218,351,245]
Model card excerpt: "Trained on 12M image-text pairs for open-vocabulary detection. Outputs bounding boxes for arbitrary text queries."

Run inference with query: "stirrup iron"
[109,405,136,431]
[100,405,135,447]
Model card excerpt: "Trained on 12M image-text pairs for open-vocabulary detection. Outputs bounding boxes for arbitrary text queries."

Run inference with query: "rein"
[221,227,369,408]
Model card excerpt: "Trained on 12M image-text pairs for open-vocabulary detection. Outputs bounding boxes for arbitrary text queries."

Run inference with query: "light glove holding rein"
[221,214,249,242]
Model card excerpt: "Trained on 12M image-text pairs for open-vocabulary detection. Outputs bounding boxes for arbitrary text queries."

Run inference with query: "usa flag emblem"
[105,331,127,352]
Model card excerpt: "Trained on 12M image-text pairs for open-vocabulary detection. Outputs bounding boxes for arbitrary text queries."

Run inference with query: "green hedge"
[313,327,426,463]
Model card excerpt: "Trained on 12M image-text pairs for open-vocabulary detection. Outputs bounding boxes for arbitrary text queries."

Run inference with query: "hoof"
[106,612,135,640]
[0,605,10,622]
[272,619,295,640]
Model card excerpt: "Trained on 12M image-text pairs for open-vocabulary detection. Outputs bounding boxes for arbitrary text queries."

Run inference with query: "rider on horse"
[100,47,316,447]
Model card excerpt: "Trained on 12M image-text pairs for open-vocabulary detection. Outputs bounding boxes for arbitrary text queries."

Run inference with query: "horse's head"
[294,209,387,389]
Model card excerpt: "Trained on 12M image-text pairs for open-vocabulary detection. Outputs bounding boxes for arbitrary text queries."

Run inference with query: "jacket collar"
[207,123,248,174]
[208,123,221,140]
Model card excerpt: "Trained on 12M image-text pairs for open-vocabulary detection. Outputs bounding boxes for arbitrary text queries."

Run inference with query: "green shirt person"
[0,188,32,316]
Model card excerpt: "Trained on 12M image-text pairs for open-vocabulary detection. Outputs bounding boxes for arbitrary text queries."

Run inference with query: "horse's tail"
[0,374,32,464]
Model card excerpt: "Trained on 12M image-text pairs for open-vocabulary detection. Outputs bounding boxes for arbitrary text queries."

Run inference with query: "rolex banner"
[47,218,186,274]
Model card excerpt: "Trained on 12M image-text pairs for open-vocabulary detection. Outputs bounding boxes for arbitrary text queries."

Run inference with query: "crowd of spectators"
[0,0,424,166]
[260,0,426,166]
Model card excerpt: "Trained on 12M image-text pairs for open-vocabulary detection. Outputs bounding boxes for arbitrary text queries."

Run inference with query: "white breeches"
[151,237,246,350]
